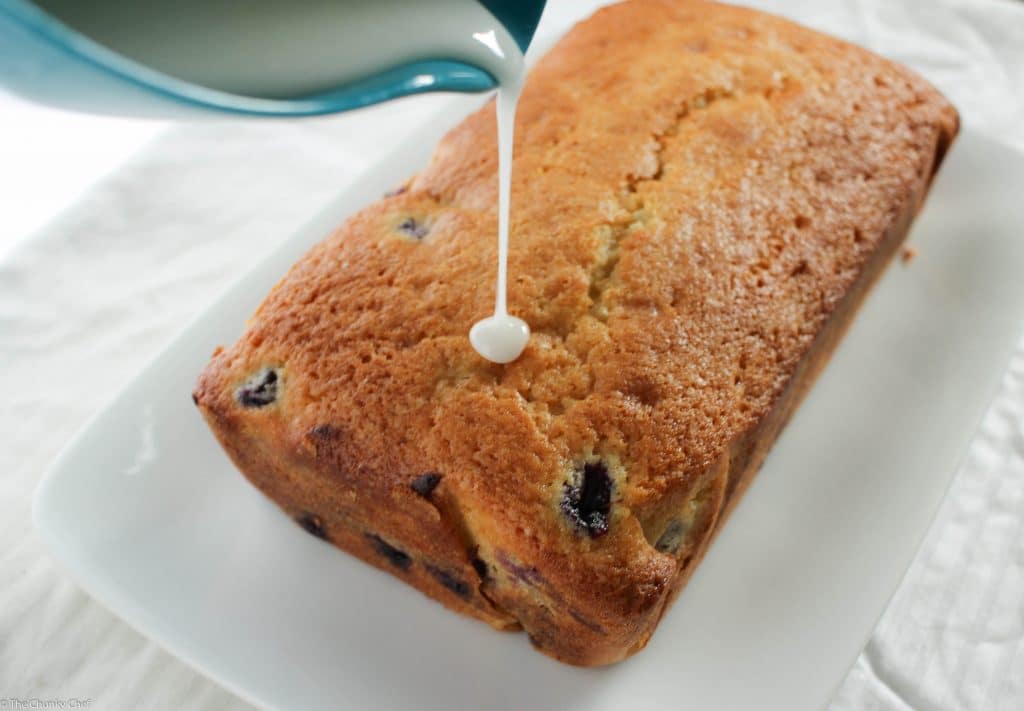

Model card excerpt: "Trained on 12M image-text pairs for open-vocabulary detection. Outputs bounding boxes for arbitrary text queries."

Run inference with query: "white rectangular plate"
[33,85,1024,711]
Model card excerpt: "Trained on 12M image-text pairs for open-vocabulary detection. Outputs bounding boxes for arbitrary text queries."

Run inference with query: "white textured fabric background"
[2,0,1023,708]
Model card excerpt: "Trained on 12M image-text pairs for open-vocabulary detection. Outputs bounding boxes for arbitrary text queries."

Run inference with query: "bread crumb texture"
[194,0,957,665]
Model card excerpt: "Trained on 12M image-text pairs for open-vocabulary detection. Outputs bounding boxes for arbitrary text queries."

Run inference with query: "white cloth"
[2,0,1023,708]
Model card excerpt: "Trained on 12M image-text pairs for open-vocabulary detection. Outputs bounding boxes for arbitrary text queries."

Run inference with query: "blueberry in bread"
[193,0,958,666]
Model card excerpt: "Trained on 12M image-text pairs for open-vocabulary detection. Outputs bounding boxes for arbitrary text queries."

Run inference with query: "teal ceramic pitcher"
[0,0,546,117]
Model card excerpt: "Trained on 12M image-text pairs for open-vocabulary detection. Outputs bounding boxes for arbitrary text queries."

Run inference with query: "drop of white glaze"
[471,73,531,364]
[470,314,530,364]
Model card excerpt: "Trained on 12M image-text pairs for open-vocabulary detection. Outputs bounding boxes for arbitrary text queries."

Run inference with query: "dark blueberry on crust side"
[396,217,429,240]
[427,565,471,600]
[410,472,442,498]
[384,185,408,197]
[236,368,278,408]
[496,550,544,587]
[366,533,412,571]
[569,608,606,634]
[191,393,199,406]
[309,424,339,440]
[655,519,686,555]
[471,557,489,580]
[296,513,327,541]
[560,460,613,537]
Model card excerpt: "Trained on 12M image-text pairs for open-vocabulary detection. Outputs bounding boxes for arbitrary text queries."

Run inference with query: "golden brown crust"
[193,0,958,665]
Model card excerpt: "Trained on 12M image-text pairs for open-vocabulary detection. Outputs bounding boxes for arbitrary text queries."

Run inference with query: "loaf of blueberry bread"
[193,0,957,665]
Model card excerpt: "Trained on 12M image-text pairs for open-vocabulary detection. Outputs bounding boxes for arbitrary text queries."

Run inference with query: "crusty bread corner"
[194,0,958,665]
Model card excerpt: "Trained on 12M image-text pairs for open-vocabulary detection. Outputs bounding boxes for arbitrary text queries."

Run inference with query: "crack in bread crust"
[589,87,737,323]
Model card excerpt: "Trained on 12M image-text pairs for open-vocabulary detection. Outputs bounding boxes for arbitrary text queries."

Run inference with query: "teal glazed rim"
[0,0,545,116]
